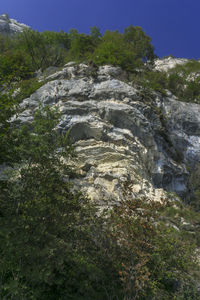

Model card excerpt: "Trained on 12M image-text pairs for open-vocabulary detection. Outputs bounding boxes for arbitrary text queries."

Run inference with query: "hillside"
[0,14,200,300]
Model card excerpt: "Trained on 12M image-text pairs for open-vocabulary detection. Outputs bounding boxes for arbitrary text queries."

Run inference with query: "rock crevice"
[13,63,200,203]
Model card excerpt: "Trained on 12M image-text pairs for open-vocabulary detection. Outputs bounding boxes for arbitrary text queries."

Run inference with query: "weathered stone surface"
[0,14,29,35]
[154,57,188,72]
[12,63,200,203]
[157,95,200,164]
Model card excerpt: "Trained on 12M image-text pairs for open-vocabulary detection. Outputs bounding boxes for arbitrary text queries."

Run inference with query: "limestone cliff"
[12,62,200,205]
[0,14,29,35]
[154,56,189,72]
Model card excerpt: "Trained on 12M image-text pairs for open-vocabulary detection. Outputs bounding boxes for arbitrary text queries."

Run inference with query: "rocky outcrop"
[158,93,200,164]
[12,63,200,204]
[0,14,29,35]
[154,57,188,72]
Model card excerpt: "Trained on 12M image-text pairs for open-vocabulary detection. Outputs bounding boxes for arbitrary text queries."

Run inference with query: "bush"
[0,50,33,82]
[66,33,96,62]
[0,92,18,164]
[123,25,156,62]
[107,198,199,300]
[0,106,121,299]
[14,77,45,103]
[92,30,141,71]
[0,25,199,300]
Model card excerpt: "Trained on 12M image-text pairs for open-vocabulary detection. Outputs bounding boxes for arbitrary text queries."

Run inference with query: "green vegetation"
[1,25,200,104]
[0,104,199,299]
[0,25,155,83]
[168,60,200,103]
[91,30,140,71]
[0,106,120,299]
[0,92,17,164]
[133,60,200,104]
[0,26,200,299]
[108,198,200,300]
[189,163,200,211]
[14,77,45,103]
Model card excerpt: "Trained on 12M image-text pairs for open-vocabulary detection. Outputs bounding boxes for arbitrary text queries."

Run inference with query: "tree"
[0,106,120,299]
[123,25,156,62]
[19,29,67,70]
[92,30,140,71]
[0,92,17,164]
[107,198,199,300]
[66,31,96,62]
[89,26,102,41]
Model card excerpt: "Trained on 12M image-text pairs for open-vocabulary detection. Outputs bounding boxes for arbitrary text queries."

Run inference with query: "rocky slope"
[0,14,29,35]
[154,56,189,72]
[12,62,200,205]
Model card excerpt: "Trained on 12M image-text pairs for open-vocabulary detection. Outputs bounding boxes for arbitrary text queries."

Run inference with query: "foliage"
[0,34,11,54]
[0,24,156,80]
[89,26,102,41]
[91,30,141,71]
[1,105,199,299]
[14,77,45,103]
[66,33,96,62]
[107,198,199,300]
[0,25,200,299]
[0,91,18,164]
[166,60,200,103]
[123,25,156,62]
[130,70,168,95]
[0,106,120,299]
[18,29,68,70]
[130,59,200,104]
[2,24,200,105]
[171,60,200,76]
[0,49,33,83]
[189,163,200,211]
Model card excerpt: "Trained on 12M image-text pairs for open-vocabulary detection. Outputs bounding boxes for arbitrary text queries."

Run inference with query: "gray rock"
[159,96,200,164]
[154,57,188,72]
[11,63,200,203]
[0,14,29,35]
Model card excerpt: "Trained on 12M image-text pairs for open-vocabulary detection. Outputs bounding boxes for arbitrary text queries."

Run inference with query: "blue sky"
[1,0,200,59]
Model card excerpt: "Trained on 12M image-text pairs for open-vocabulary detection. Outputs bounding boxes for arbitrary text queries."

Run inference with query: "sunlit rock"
[0,13,29,35]
[12,63,200,203]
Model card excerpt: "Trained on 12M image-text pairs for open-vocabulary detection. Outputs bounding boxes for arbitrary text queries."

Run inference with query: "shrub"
[107,198,199,299]
[92,30,141,71]
[0,106,120,299]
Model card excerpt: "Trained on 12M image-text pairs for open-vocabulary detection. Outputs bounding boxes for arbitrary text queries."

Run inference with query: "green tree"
[0,33,12,54]
[92,30,140,71]
[123,25,156,62]
[0,92,18,164]
[66,32,96,62]
[0,49,33,82]
[89,26,102,41]
[107,198,199,300]
[0,106,120,299]
[68,28,79,41]
[19,29,67,70]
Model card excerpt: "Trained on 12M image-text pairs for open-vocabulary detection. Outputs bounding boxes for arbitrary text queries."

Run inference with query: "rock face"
[0,14,29,35]
[154,57,188,72]
[13,63,200,204]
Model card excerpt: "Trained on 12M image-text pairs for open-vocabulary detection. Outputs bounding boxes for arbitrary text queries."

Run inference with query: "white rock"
[11,63,200,204]
[154,57,188,72]
[0,14,29,35]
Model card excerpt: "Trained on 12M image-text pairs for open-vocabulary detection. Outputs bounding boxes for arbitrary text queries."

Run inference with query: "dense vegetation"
[0,26,200,299]
[1,27,200,104]
[0,25,155,83]
[134,59,200,104]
